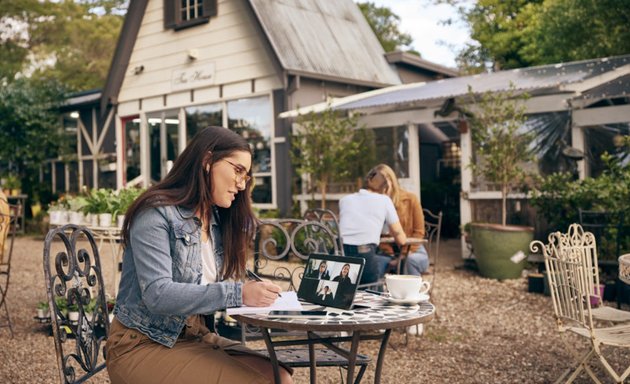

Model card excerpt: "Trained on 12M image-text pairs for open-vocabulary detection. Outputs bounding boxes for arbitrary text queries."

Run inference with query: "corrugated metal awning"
[280,54,630,118]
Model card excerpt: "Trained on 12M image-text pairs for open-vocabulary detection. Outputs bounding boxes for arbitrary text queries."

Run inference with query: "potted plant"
[36,301,50,319]
[463,84,535,279]
[82,188,114,227]
[3,174,21,196]
[67,302,80,322]
[112,187,144,228]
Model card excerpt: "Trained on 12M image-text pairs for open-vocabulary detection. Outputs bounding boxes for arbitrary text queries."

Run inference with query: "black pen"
[364,289,385,296]
[246,269,282,297]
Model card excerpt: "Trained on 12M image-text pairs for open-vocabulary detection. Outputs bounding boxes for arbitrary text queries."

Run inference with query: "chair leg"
[593,344,630,383]
[557,337,599,384]
[0,298,14,338]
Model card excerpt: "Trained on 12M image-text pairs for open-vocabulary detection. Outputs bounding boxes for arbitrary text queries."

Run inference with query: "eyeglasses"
[223,159,252,185]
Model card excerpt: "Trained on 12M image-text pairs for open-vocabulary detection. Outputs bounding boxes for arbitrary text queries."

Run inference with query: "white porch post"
[459,121,473,259]
[140,112,150,188]
[571,122,587,179]
[115,114,124,189]
[407,123,420,199]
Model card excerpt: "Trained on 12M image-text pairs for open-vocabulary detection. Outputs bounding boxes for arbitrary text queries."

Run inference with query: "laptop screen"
[297,254,365,310]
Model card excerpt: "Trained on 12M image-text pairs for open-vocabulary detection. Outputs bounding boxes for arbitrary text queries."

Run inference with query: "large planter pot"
[471,223,534,280]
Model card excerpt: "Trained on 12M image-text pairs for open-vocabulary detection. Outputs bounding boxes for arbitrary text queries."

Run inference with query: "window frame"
[164,0,217,31]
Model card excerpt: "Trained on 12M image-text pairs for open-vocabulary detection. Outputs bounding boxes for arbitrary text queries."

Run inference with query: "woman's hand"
[242,280,282,307]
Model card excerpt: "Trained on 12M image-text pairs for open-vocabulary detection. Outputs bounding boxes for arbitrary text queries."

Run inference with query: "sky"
[367,0,471,69]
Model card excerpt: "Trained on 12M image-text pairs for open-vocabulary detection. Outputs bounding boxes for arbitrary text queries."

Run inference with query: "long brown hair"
[122,126,257,279]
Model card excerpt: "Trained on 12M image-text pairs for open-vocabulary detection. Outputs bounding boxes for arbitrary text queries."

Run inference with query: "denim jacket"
[113,205,243,348]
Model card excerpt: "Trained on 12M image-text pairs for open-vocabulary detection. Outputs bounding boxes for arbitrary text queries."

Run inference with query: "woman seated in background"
[373,164,430,275]
[339,166,407,285]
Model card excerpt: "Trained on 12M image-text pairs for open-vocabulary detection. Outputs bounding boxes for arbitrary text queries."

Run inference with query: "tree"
[0,77,67,203]
[357,2,415,53]
[432,0,630,72]
[291,106,372,209]
[0,0,125,91]
[462,84,533,226]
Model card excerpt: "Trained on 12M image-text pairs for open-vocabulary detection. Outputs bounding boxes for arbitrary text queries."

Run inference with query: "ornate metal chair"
[43,224,110,384]
[302,208,344,255]
[534,224,630,324]
[421,208,442,287]
[0,204,19,337]
[531,232,630,383]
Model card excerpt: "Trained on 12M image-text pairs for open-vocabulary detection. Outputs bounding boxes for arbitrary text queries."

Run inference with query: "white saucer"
[384,293,430,305]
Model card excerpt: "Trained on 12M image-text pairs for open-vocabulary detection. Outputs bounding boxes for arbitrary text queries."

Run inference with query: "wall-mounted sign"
[171,63,215,91]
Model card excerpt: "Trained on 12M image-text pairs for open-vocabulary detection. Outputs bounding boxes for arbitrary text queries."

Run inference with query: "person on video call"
[339,166,407,285]
[308,260,330,280]
[317,285,334,305]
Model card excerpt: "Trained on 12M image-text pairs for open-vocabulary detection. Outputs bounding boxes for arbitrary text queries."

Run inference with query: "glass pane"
[185,103,223,143]
[373,126,409,178]
[251,176,272,204]
[147,112,180,182]
[124,118,141,183]
[227,96,272,204]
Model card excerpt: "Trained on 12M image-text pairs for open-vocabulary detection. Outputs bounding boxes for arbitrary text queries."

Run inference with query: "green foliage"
[434,0,630,72]
[82,188,114,215]
[0,0,125,90]
[358,2,415,53]
[462,84,533,226]
[37,301,49,310]
[532,154,630,229]
[291,105,369,208]
[0,77,66,203]
[111,187,145,218]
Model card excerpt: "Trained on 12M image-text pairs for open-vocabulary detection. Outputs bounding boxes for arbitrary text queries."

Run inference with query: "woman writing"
[106,126,292,384]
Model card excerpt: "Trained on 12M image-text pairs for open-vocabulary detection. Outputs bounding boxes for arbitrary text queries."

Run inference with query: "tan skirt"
[106,316,290,384]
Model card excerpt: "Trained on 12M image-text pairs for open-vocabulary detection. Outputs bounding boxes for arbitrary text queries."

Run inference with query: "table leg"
[374,329,392,384]
[346,331,361,384]
[261,327,282,384]
[307,331,317,384]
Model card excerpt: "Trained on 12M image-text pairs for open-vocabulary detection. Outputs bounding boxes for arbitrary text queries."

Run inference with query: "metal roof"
[281,54,630,117]
[248,0,401,86]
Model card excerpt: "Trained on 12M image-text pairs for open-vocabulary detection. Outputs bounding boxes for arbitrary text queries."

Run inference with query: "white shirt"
[200,238,218,284]
[339,189,400,245]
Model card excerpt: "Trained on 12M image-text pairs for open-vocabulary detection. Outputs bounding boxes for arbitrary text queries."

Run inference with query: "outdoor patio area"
[1,235,628,384]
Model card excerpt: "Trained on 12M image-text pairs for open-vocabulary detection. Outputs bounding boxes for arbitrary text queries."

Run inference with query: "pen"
[364,289,385,296]
[246,269,282,297]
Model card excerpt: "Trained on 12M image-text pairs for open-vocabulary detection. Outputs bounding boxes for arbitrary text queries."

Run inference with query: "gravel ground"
[1,236,628,383]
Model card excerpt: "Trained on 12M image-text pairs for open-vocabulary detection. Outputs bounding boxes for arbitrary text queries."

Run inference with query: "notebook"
[297,253,365,310]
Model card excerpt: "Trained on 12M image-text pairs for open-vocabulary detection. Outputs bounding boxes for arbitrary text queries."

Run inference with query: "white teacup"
[385,274,431,300]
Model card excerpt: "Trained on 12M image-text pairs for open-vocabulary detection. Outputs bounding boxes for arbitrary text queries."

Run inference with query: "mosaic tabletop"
[233,291,435,332]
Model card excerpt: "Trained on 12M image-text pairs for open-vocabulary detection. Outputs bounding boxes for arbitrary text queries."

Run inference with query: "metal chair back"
[302,208,344,255]
[423,209,442,269]
[43,225,110,384]
[0,204,19,337]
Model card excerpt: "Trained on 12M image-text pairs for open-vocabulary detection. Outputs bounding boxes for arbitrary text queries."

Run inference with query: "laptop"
[297,253,365,310]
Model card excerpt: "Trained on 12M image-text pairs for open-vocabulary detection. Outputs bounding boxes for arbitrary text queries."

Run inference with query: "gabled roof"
[247,0,401,87]
[281,54,630,116]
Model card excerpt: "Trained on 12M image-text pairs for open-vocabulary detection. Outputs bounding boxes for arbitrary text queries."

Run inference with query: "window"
[185,103,223,142]
[227,96,273,204]
[164,0,217,30]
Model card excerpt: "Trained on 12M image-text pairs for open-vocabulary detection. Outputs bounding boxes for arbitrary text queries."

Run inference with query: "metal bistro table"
[379,237,427,274]
[233,291,435,384]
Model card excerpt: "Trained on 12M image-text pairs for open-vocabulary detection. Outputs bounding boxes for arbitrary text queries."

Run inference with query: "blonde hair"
[370,164,401,209]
